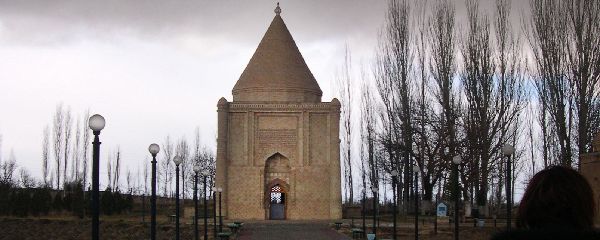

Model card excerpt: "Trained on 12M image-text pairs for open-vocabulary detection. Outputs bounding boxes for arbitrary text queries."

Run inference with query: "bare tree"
[113,147,121,191]
[360,72,379,200]
[42,125,50,186]
[460,0,494,210]
[72,118,81,181]
[161,136,174,197]
[411,0,446,213]
[144,160,149,195]
[526,106,538,177]
[429,0,459,200]
[1,150,17,185]
[337,45,354,203]
[192,128,207,198]
[126,168,132,193]
[63,107,72,184]
[494,0,528,211]
[176,138,190,200]
[564,0,600,165]
[107,154,112,190]
[194,128,201,167]
[459,0,526,214]
[82,111,90,188]
[527,0,573,166]
[53,104,64,188]
[200,146,216,199]
[19,168,35,188]
[374,0,417,213]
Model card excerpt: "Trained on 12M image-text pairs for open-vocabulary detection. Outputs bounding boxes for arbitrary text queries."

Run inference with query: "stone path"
[236,221,351,240]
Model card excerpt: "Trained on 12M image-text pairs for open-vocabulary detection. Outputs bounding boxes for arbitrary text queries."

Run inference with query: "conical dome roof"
[232,8,322,102]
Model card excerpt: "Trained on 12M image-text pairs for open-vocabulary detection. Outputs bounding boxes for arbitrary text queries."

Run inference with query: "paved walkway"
[236,221,351,240]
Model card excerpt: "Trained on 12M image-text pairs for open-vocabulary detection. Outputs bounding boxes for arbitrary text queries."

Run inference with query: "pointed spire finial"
[274,2,281,15]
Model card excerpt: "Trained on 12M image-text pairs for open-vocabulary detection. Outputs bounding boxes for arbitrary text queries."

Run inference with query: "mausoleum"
[214,4,342,220]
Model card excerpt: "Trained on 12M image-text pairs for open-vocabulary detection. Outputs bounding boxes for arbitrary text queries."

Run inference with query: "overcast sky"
[0,0,528,191]
[0,0,390,182]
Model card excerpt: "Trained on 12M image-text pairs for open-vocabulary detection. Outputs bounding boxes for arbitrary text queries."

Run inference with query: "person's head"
[517,165,595,230]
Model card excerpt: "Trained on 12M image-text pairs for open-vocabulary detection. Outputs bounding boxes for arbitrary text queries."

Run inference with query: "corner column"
[216,98,229,218]
[329,98,342,219]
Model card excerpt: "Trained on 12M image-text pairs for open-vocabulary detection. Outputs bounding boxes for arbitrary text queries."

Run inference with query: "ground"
[237,221,350,240]
[0,216,507,240]
[0,216,218,240]
[333,219,502,240]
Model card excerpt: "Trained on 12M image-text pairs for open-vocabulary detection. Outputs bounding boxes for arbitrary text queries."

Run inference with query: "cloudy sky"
[0,0,390,182]
[0,0,529,190]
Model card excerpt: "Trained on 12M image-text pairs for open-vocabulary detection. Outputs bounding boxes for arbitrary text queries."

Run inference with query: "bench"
[351,228,364,239]
[227,223,240,233]
[217,232,232,240]
[334,222,343,230]
[168,215,177,223]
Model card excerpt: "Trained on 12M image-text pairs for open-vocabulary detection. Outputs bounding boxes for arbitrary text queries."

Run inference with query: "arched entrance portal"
[264,153,290,220]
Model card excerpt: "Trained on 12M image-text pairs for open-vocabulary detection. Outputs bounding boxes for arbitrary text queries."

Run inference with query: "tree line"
[338,0,600,218]
[0,103,217,217]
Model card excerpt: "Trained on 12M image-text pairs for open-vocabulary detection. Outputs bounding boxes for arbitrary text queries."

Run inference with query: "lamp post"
[173,156,183,240]
[413,165,420,240]
[201,170,210,240]
[212,187,217,238]
[372,187,379,236]
[452,155,462,240]
[193,165,201,240]
[88,114,105,240]
[502,144,515,232]
[148,143,160,240]
[362,188,366,235]
[217,187,223,232]
[391,170,399,240]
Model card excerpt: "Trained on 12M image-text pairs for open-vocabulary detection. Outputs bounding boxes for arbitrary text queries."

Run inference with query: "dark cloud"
[0,0,387,45]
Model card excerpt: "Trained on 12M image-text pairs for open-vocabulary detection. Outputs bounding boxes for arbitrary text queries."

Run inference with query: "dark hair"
[517,165,595,230]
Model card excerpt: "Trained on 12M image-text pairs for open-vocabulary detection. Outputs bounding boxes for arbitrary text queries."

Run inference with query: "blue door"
[269,185,285,220]
[270,203,285,220]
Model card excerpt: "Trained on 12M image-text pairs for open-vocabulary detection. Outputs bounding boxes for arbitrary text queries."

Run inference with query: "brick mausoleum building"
[214,4,342,220]
[581,133,600,225]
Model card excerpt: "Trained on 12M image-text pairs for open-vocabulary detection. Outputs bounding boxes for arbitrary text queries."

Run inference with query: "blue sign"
[437,203,448,217]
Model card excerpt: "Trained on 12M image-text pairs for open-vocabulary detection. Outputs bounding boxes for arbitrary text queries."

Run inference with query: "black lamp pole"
[91,130,101,240]
[506,154,512,232]
[151,152,158,240]
[414,169,419,240]
[213,188,217,238]
[219,190,223,233]
[362,189,366,236]
[392,174,398,240]
[194,172,199,240]
[89,114,105,240]
[203,175,208,240]
[142,194,146,223]
[454,161,460,240]
[502,144,515,232]
[372,188,378,236]
[175,164,180,240]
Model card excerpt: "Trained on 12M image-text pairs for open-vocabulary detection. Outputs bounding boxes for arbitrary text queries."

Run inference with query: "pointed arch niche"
[264,152,291,183]
[263,153,291,219]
